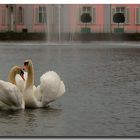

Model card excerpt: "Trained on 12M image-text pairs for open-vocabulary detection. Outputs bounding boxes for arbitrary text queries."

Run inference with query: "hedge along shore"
[0,32,140,41]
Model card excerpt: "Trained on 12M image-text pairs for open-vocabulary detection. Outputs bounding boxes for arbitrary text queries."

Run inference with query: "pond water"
[0,41,140,136]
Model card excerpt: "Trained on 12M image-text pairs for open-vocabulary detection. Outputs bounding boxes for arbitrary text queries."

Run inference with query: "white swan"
[23,59,65,108]
[15,71,36,93]
[15,71,27,93]
[0,66,25,110]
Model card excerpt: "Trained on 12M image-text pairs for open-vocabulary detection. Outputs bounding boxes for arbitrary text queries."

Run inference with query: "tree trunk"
[118,23,119,28]
[85,23,87,28]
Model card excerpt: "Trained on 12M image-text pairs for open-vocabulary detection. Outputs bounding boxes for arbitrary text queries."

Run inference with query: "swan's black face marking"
[20,69,25,80]
[20,70,24,76]
[23,61,29,72]
[24,61,29,66]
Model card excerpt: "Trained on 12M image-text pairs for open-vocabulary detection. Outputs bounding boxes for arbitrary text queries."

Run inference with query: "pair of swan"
[0,60,65,110]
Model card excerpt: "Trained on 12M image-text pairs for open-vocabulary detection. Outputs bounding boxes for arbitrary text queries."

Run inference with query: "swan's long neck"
[26,61,34,89]
[8,67,17,85]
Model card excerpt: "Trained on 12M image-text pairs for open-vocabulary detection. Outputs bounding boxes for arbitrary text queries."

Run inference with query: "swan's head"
[10,66,25,81]
[23,59,32,71]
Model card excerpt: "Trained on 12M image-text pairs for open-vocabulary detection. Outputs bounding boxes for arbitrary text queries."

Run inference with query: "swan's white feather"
[0,80,24,110]
[34,85,42,101]
[57,81,65,98]
[24,87,42,108]
[15,75,25,93]
[16,71,39,108]
[39,71,65,105]
[18,65,65,108]
[16,72,36,92]
[15,71,28,93]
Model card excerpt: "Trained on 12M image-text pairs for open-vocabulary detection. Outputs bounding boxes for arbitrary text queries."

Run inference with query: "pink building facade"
[0,4,140,33]
[111,4,140,33]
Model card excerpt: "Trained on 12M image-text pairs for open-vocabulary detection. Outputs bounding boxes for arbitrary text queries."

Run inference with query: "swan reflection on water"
[0,106,63,132]
[23,107,63,128]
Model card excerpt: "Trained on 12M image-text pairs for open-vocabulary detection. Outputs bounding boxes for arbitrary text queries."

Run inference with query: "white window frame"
[125,7,130,24]
[92,7,96,24]
[135,7,140,25]
[17,6,24,24]
[39,6,47,24]
[2,8,6,25]
[35,6,47,24]
[79,6,96,24]
[111,6,130,25]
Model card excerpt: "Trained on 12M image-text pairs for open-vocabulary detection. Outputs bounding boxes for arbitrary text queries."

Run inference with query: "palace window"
[135,8,140,24]
[35,6,47,24]
[116,7,125,13]
[1,8,6,25]
[112,7,130,24]
[79,6,96,24]
[18,7,23,24]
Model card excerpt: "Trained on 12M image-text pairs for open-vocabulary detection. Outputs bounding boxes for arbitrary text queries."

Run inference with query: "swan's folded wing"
[57,80,65,98]
[40,71,65,104]
[0,80,23,107]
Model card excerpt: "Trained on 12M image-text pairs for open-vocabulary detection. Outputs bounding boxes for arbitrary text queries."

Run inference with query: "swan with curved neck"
[23,59,65,108]
[0,66,25,110]
[24,60,34,89]
[8,66,24,85]
[23,60,42,108]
